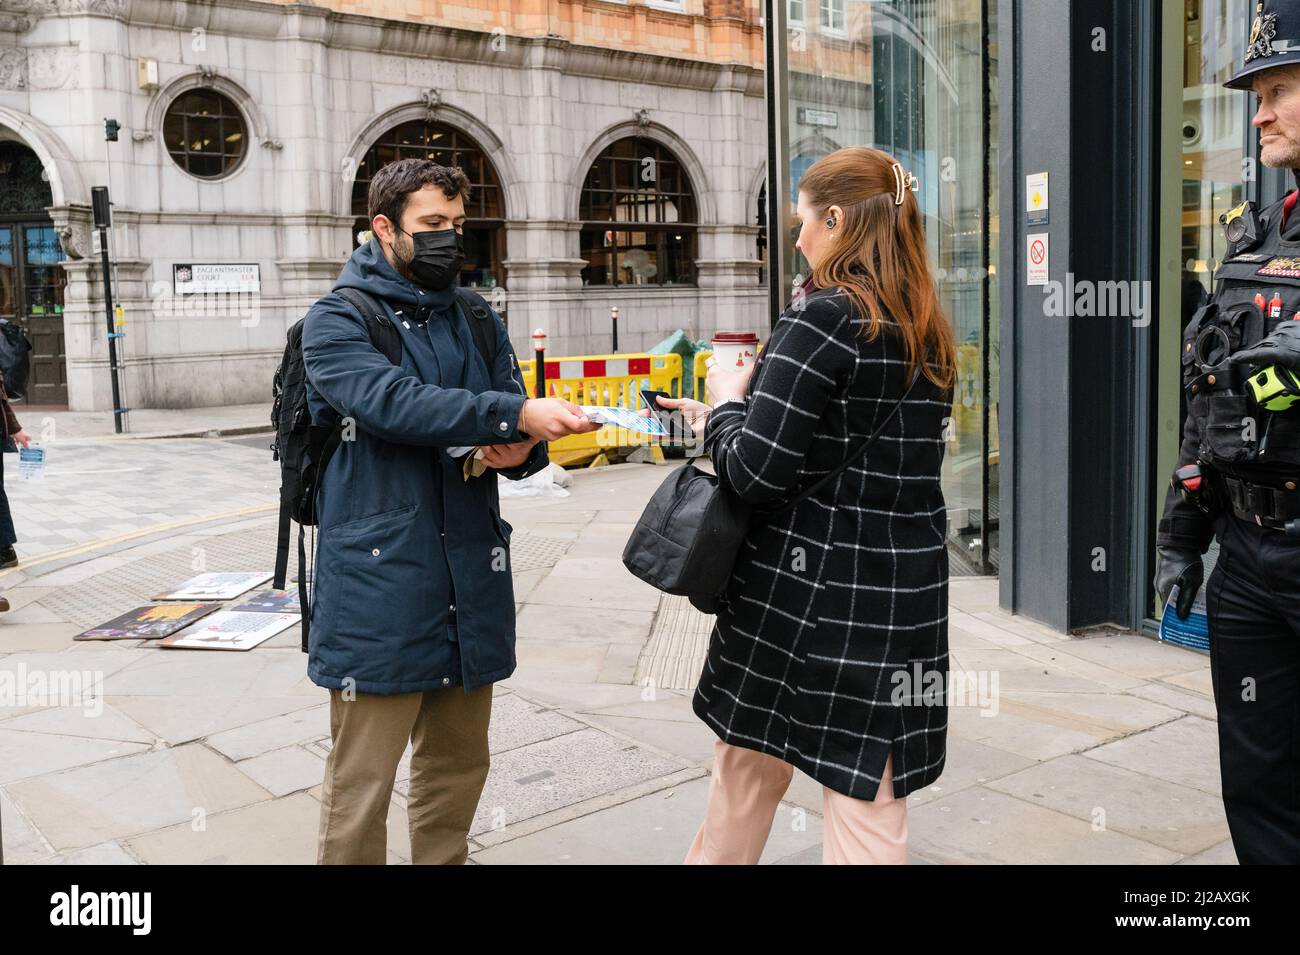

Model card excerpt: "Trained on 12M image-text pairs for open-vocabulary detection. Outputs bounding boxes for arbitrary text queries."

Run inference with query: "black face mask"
[392,225,465,291]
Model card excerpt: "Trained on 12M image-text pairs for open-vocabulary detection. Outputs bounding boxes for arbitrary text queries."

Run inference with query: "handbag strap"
[763,367,922,519]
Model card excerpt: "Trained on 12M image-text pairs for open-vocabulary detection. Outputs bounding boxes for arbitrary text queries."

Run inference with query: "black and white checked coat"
[695,285,951,800]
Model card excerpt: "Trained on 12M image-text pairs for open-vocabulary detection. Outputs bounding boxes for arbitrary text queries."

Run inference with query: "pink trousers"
[685,740,908,865]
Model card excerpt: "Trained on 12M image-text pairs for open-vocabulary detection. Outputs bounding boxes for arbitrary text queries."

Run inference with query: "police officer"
[1155,0,1300,865]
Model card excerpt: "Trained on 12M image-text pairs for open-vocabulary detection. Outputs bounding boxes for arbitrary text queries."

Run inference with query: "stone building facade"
[0,0,773,410]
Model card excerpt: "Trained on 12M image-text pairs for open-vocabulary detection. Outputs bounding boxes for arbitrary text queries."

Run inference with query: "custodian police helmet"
[1226,1,1300,89]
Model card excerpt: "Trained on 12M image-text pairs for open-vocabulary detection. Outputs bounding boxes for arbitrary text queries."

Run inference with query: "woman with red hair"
[657,146,957,864]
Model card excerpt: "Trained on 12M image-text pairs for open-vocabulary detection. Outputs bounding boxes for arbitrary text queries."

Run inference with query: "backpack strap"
[455,286,499,372]
[297,524,310,652]
[311,287,401,505]
[335,287,403,365]
[273,499,292,590]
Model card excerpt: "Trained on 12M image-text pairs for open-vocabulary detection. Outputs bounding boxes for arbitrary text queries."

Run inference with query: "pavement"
[0,403,1236,864]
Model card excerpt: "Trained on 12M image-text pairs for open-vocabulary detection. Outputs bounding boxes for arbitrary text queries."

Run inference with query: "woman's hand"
[640,394,712,436]
[10,430,32,450]
[705,355,755,404]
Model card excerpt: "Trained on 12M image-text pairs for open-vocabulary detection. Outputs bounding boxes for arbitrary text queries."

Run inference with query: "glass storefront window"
[768,0,998,574]
[1146,0,1251,620]
[1182,0,1248,321]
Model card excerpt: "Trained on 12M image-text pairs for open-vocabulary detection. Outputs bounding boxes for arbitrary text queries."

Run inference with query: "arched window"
[579,137,697,287]
[350,120,505,289]
[163,90,247,179]
[0,141,67,404]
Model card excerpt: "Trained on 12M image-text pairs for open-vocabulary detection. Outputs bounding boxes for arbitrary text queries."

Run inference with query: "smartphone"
[641,389,673,419]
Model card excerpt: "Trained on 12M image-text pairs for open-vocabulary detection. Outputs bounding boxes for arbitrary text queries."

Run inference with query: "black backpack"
[271,285,500,651]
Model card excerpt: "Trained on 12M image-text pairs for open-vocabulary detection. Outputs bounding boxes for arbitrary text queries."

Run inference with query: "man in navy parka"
[303,159,596,864]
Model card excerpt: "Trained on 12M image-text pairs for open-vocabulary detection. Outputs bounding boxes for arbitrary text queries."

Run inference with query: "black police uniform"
[1156,0,1300,865]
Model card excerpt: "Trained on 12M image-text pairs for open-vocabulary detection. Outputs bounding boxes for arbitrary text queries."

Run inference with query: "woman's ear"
[827,205,845,229]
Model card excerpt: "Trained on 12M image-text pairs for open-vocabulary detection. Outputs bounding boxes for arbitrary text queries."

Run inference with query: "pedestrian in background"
[657,146,956,864]
[0,376,32,612]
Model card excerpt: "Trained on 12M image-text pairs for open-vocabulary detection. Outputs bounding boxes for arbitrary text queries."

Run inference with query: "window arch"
[350,120,506,289]
[578,136,698,287]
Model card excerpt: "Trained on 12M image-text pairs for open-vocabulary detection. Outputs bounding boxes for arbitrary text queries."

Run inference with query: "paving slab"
[471,776,821,865]
[986,753,1230,855]
[1177,839,1239,865]
[1084,715,1223,797]
[204,703,330,761]
[488,690,586,754]
[525,572,661,612]
[0,621,83,652]
[0,786,51,864]
[99,650,309,698]
[579,711,717,767]
[514,603,654,645]
[512,639,612,684]
[905,735,1037,808]
[908,787,1182,864]
[1162,667,1216,697]
[234,744,327,798]
[1054,632,1209,680]
[948,698,1104,761]
[1126,681,1218,721]
[0,701,156,744]
[124,791,323,865]
[6,742,271,850]
[456,726,685,837]
[996,690,1183,738]
[109,693,326,745]
[40,841,139,865]
[0,727,151,784]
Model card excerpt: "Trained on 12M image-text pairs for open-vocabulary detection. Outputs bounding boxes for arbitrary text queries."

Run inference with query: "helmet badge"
[1247,2,1279,63]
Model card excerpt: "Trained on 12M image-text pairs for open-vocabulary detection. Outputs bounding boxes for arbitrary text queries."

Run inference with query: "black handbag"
[622,369,920,614]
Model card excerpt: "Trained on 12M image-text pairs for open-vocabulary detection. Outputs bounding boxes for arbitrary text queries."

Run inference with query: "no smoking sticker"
[1027,233,1049,285]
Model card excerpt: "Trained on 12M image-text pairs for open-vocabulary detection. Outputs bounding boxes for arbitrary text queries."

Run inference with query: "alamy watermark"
[0,664,103,717]
[1040,272,1151,328]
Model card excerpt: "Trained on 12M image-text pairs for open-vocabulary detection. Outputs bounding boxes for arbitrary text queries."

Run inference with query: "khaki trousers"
[685,739,908,865]
[317,684,493,865]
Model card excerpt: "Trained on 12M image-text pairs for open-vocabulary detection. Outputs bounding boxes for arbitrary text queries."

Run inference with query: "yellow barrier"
[516,352,684,467]
[693,349,711,402]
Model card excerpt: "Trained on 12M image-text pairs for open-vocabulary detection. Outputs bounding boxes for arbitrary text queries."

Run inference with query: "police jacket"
[1158,174,1300,553]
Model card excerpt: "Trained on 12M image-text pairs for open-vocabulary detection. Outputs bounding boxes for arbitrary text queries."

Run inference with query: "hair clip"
[892,163,919,205]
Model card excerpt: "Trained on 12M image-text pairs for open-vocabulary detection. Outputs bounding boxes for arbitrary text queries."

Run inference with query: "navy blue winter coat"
[302,238,546,693]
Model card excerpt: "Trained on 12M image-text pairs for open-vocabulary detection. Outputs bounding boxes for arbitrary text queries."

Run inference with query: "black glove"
[1229,319,1300,370]
[1153,546,1204,620]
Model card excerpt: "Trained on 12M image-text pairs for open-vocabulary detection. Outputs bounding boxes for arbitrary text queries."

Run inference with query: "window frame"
[578,136,701,288]
[162,88,249,181]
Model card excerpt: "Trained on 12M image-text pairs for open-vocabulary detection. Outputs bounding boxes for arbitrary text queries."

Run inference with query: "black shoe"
[0,546,16,569]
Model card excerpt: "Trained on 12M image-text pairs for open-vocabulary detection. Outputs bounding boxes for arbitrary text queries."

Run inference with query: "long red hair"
[798,146,956,390]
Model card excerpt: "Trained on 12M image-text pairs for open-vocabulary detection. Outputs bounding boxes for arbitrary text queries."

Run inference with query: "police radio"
[1247,365,1300,411]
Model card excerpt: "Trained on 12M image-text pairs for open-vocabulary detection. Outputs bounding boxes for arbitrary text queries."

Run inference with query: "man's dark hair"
[367,158,471,227]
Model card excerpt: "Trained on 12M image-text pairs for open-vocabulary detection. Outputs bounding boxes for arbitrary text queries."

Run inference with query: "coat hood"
[333,237,457,314]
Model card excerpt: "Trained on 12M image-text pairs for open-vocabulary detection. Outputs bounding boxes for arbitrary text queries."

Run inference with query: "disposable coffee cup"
[711,331,759,370]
